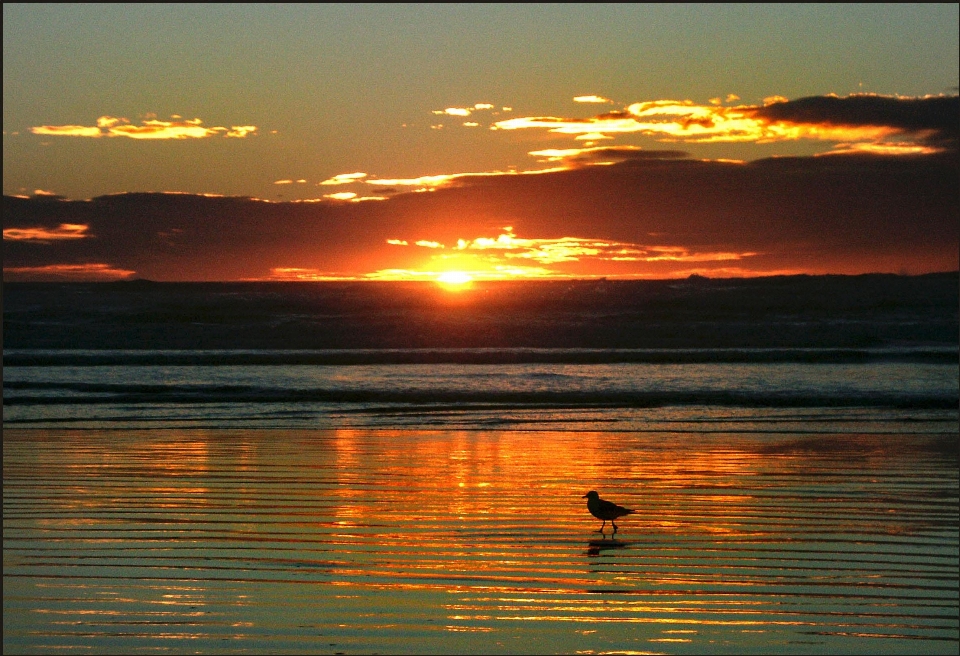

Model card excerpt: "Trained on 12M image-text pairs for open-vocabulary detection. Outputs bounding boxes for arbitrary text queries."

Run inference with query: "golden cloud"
[493,94,951,150]
[385,228,759,272]
[29,125,104,137]
[320,191,386,202]
[364,166,568,193]
[824,142,944,156]
[319,172,368,186]
[267,267,338,281]
[2,263,136,281]
[323,192,358,200]
[574,95,613,104]
[3,223,90,242]
[30,115,258,139]
[366,174,461,189]
[527,145,688,165]
[431,103,496,117]
[364,264,556,282]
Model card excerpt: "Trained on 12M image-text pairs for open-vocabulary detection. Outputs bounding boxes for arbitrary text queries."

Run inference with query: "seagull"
[583,490,635,538]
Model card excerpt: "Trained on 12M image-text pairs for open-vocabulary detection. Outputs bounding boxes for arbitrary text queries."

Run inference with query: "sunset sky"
[3,3,958,282]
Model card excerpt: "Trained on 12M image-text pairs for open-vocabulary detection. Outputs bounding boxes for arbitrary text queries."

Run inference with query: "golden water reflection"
[4,428,957,654]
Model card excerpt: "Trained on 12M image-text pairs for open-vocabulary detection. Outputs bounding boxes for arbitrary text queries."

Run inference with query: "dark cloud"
[572,147,689,164]
[753,94,959,148]
[4,147,957,281]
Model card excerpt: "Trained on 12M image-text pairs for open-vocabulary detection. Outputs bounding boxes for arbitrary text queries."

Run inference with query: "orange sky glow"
[3,4,957,283]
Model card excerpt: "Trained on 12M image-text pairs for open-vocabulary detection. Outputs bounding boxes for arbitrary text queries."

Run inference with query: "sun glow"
[435,271,474,289]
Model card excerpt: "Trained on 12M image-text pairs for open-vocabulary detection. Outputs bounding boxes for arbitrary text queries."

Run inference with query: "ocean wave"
[4,382,956,410]
[4,347,957,367]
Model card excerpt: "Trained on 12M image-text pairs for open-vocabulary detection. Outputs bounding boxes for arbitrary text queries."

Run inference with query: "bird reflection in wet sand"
[583,490,635,539]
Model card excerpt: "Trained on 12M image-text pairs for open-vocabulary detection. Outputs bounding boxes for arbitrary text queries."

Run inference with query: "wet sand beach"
[4,428,957,654]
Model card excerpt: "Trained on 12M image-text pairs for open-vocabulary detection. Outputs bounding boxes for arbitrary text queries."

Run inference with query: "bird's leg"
[612,521,619,537]
[596,520,607,535]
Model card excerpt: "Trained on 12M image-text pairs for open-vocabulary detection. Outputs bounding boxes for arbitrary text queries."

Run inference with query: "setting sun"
[435,271,474,288]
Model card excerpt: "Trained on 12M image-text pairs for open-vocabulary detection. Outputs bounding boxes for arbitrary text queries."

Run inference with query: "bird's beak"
[582,494,588,498]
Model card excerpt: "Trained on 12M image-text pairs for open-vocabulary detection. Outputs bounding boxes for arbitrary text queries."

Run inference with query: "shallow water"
[4,359,958,433]
[4,428,957,654]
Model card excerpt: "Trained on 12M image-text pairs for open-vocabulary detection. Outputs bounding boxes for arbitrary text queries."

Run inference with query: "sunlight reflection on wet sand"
[3,429,958,654]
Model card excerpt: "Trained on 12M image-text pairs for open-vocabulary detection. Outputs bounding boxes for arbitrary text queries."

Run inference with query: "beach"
[4,426,957,654]
[5,5,958,653]
[3,277,958,653]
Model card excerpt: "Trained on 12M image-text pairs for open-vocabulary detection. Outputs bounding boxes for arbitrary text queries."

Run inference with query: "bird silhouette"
[583,490,635,538]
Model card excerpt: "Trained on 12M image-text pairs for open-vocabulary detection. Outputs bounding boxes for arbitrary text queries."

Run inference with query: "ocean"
[3,276,958,654]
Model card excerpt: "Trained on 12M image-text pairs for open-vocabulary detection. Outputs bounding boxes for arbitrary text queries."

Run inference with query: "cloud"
[29,125,103,137]
[364,166,569,193]
[30,115,258,139]
[223,126,257,138]
[2,263,135,281]
[267,267,339,281]
[431,103,496,117]
[494,94,959,151]
[3,223,89,242]
[319,172,368,186]
[709,94,741,105]
[824,141,942,156]
[384,227,757,270]
[528,145,689,164]
[319,191,386,202]
[751,94,959,149]
[574,95,613,104]
[323,192,358,201]
[366,173,462,189]
[3,147,956,281]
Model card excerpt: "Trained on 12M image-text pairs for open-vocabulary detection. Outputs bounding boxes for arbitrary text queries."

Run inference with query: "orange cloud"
[29,125,103,137]
[494,94,955,151]
[3,223,90,241]
[324,191,358,201]
[267,267,340,281]
[494,101,788,141]
[319,172,368,186]
[431,103,496,117]
[30,115,257,139]
[365,263,556,282]
[223,125,257,138]
[3,263,135,281]
[364,166,569,192]
[823,142,944,156]
[528,145,687,164]
[383,227,758,274]
[574,95,613,104]
[366,173,463,189]
[318,191,385,202]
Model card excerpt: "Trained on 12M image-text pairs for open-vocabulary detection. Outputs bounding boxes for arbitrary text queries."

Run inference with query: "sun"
[435,270,474,289]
